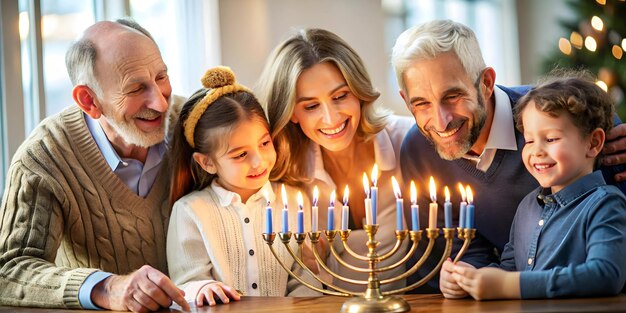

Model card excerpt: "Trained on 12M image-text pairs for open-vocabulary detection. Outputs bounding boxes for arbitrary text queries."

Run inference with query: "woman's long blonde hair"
[256,28,390,186]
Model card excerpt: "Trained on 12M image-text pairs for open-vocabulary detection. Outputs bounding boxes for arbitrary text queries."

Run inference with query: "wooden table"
[2,294,626,312]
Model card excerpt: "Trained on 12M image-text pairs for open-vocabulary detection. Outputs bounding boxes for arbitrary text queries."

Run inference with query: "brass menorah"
[262,225,476,313]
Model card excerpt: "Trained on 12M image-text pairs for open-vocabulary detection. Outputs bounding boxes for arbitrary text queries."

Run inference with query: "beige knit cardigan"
[0,102,180,308]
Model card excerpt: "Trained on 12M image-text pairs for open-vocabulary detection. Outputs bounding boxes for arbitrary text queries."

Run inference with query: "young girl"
[440,74,626,300]
[167,66,320,307]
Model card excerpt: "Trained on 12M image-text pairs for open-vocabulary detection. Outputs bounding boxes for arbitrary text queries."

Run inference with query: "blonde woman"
[257,28,413,291]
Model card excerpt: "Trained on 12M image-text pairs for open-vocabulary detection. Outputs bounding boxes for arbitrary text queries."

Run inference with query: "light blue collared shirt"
[78,113,166,309]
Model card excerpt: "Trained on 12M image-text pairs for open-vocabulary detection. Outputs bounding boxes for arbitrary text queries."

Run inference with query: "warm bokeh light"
[585,36,597,51]
[570,31,584,49]
[622,38,626,51]
[591,16,604,31]
[596,80,609,92]
[596,0,606,4]
[558,38,572,55]
[612,45,623,60]
[19,12,29,41]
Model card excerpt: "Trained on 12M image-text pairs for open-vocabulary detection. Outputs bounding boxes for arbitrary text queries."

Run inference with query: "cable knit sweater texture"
[167,181,321,299]
[0,102,181,309]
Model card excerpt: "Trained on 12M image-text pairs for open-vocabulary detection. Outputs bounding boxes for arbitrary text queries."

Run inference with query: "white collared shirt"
[463,86,518,172]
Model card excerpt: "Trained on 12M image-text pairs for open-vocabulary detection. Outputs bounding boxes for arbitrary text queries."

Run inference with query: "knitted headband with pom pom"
[183,66,253,148]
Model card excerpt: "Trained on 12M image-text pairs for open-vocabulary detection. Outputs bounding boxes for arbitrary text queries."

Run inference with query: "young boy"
[440,74,626,300]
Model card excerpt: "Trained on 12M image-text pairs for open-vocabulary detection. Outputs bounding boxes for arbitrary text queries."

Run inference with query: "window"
[383,0,520,94]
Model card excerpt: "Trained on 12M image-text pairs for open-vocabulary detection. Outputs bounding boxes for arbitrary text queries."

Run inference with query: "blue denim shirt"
[496,171,626,298]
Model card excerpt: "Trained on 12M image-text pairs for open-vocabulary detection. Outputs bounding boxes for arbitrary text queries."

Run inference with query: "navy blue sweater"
[401,85,626,293]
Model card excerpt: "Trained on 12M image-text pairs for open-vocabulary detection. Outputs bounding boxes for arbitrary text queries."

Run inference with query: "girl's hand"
[439,258,472,299]
[452,266,520,300]
[196,281,241,306]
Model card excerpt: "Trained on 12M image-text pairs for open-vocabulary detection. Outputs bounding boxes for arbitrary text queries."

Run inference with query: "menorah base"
[340,295,409,313]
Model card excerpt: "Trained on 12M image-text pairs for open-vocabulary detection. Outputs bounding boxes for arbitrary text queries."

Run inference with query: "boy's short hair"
[514,70,615,138]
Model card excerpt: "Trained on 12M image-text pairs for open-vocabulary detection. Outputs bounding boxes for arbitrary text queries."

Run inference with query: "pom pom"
[201,66,236,88]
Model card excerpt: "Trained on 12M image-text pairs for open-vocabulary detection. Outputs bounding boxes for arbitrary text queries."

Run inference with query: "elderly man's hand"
[92,265,190,313]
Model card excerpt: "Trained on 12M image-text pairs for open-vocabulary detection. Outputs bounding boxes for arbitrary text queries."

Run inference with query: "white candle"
[371,164,379,225]
[328,190,336,231]
[428,176,438,229]
[458,183,467,228]
[312,186,319,232]
[363,173,372,225]
[341,185,350,231]
[297,191,304,234]
[444,186,452,228]
[391,176,404,231]
[410,181,419,231]
[281,184,289,233]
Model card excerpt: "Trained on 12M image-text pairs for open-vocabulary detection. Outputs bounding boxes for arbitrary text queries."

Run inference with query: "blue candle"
[459,202,467,228]
[466,186,475,228]
[328,190,336,230]
[444,186,452,229]
[458,183,467,228]
[264,191,272,234]
[281,184,289,233]
[282,208,289,234]
[410,181,419,231]
[297,191,304,234]
[391,176,404,231]
[371,164,378,225]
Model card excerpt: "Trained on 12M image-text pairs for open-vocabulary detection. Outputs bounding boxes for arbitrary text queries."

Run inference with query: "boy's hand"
[196,282,241,306]
[452,266,520,300]
[440,258,472,299]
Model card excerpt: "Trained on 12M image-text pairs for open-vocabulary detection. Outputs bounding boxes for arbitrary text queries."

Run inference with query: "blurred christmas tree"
[542,0,626,119]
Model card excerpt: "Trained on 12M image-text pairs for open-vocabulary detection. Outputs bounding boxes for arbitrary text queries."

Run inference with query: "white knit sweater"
[167,181,321,300]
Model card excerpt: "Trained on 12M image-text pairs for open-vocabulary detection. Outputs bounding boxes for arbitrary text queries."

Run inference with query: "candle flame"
[371,164,379,186]
[281,184,288,209]
[410,180,417,204]
[466,185,474,204]
[429,176,436,203]
[444,186,450,202]
[362,173,370,197]
[343,185,349,205]
[313,186,319,207]
[264,190,270,206]
[458,183,466,202]
[297,191,304,210]
[329,190,336,207]
[391,176,402,199]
